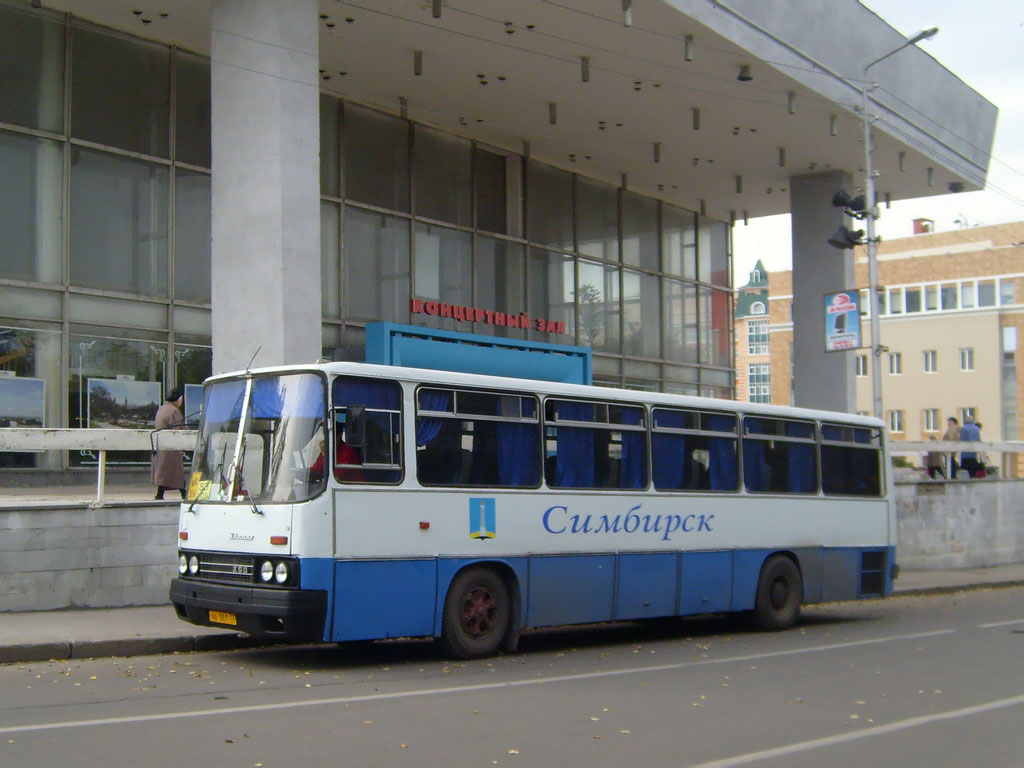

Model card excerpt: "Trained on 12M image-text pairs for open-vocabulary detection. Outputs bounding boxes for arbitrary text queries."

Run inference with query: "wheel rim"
[461,585,498,639]
[769,578,790,611]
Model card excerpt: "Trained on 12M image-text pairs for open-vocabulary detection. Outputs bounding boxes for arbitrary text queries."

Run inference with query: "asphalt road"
[2,588,1023,768]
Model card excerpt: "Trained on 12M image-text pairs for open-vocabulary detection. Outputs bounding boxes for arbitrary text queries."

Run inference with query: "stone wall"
[1,480,1022,611]
[895,479,1024,570]
[0,503,178,612]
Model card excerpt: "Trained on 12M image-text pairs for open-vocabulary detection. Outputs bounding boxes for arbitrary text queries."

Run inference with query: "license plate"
[208,610,237,626]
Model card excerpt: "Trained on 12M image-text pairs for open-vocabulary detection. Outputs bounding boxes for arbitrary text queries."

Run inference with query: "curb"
[892,579,1024,599]
[3,580,1023,665]
[0,633,265,665]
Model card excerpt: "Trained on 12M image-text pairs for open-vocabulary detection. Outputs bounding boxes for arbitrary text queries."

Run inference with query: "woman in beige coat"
[151,388,186,500]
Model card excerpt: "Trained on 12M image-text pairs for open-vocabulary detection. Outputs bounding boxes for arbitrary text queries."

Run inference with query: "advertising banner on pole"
[824,290,862,352]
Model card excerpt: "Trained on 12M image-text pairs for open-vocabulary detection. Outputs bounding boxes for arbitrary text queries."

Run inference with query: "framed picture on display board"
[0,376,46,452]
[184,383,203,426]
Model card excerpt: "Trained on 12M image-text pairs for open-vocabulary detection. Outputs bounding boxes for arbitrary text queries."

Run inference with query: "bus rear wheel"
[752,555,802,631]
[440,567,509,659]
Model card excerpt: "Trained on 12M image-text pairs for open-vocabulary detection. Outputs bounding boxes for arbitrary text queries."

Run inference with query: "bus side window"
[743,417,816,494]
[652,408,737,492]
[416,387,540,488]
[821,424,882,496]
[544,399,647,490]
[331,375,403,484]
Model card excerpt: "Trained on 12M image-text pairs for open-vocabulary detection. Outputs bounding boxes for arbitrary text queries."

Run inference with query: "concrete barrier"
[0,501,178,612]
[895,478,1024,570]
[1,479,1022,612]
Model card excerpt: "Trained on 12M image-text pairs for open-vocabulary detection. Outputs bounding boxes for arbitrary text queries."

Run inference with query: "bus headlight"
[260,560,274,582]
[274,561,289,584]
[178,554,188,575]
[188,555,199,575]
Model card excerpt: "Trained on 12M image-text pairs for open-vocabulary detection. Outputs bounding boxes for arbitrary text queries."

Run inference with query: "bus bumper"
[170,578,327,642]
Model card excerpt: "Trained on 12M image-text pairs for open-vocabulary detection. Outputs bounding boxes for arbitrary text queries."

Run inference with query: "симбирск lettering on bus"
[542,503,713,541]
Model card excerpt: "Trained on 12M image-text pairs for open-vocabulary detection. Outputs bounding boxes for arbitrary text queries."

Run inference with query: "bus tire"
[752,555,802,631]
[440,567,509,659]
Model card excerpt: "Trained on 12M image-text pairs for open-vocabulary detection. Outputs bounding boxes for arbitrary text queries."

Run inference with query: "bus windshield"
[189,372,327,503]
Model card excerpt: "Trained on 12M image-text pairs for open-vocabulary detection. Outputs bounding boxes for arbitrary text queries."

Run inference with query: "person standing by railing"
[924,436,945,479]
[152,388,186,500]
[942,416,961,478]
[959,417,983,478]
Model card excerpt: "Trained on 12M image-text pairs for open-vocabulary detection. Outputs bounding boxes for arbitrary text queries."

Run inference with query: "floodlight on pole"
[859,26,937,421]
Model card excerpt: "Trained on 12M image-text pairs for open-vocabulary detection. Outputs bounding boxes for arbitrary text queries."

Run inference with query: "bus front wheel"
[440,567,510,659]
[752,555,802,631]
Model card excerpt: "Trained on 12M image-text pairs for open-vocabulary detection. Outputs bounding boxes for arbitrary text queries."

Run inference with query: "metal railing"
[890,440,1024,480]
[1,430,1020,506]
[0,428,198,505]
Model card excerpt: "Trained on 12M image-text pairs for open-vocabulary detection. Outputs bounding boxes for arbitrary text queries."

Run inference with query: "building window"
[856,355,868,377]
[961,282,977,309]
[924,408,939,432]
[747,319,769,355]
[1000,279,1016,306]
[750,301,766,315]
[887,410,904,433]
[888,352,902,375]
[887,288,903,315]
[747,363,770,403]
[978,280,997,307]
[905,287,922,313]
[941,283,958,310]
[960,347,975,371]
[69,148,169,297]
[960,407,976,423]
[923,350,937,373]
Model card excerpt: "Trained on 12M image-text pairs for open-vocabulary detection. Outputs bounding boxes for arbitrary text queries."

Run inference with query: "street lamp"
[860,26,938,420]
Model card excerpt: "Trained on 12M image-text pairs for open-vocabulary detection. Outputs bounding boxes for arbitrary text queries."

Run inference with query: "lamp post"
[860,27,938,421]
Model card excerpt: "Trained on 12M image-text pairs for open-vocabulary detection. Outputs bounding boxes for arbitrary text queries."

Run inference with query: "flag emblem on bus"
[469,497,496,539]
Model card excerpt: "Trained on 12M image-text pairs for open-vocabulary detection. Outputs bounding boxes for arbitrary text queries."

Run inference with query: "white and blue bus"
[170,361,895,658]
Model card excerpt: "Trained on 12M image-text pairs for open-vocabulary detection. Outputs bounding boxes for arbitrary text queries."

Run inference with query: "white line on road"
[977,618,1024,628]
[0,628,954,735]
[688,692,1024,767]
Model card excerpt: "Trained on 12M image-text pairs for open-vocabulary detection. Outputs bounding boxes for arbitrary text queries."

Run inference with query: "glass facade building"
[0,3,733,470]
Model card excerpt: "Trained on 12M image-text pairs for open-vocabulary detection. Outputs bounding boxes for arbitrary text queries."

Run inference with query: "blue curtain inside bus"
[619,407,646,489]
[496,421,539,486]
[652,409,686,489]
[250,375,325,419]
[784,421,815,493]
[554,401,595,487]
[202,380,246,424]
[333,376,400,411]
[707,414,738,491]
[415,389,451,446]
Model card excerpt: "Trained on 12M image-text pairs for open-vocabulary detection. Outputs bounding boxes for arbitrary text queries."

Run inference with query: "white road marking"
[689,692,1024,767]
[977,618,1024,628]
[0,628,954,735]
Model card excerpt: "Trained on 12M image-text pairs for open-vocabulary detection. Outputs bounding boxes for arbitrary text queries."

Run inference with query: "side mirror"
[345,405,367,447]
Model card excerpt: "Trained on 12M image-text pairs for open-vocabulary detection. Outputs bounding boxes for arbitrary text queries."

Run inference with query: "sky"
[731,0,1024,283]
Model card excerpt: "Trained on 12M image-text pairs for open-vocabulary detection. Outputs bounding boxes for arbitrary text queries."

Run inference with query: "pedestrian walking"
[152,388,186,499]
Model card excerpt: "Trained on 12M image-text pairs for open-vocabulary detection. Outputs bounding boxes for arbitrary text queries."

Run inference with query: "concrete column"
[789,170,856,413]
[210,0,321,374]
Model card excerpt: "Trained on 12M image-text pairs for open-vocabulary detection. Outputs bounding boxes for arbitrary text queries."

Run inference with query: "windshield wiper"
[242,486,263,516]
[235,435,263,516]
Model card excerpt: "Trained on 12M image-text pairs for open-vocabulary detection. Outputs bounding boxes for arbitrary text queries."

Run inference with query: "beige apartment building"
[735,220,1024,476]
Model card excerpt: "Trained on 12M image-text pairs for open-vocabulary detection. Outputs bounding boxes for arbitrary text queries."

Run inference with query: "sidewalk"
[2,563,1023,665]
